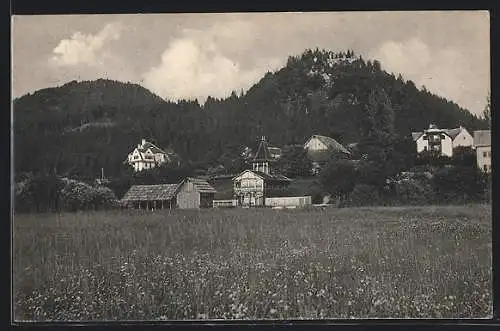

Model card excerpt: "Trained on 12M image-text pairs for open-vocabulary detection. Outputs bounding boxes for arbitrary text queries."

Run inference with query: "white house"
[411,124,473,158]
[473,130,491,173]
[233,137,291,207]
[303,134,351,175]
[126,139,179,172]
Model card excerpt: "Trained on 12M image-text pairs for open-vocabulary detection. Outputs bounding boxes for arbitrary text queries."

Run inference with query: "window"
[423,136,428,140]
[423,146,428,151]
[440,134,445,140]
[483,151,487,158]
[484,164,488,172]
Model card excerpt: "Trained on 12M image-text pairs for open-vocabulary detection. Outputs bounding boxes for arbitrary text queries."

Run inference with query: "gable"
[233,170,264,181]
[304,136,328,150]
[454,128,473,141]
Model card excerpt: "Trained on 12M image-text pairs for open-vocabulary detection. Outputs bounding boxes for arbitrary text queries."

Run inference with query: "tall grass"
[13,205,492,320]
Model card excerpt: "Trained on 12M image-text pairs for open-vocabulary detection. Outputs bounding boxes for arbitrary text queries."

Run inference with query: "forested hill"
[13,49,488,180]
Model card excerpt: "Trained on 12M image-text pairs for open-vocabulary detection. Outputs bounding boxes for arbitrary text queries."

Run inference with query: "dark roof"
[306,135,350,155]
[414,125,469,141]
[445,127,466,140]
[121,184,179,202]
[183,177,217,193]
[138,141,167,154]
[253,137,273,162]
[411,132,423,141]
[473,130,491,147]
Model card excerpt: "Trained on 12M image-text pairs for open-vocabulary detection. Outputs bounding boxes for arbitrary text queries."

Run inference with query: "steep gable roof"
[121,184,180,202]
[306,135,350,155]
[138,141,166,154]
[445,127,468,140]
[253,137,273,162]
[183,177,217,193]
[473,130,491,147]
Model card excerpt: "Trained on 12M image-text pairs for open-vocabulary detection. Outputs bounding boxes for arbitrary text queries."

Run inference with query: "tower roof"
[252,136,273,162]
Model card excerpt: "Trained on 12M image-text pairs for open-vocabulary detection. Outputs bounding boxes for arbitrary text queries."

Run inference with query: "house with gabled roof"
[411,124,473,157]
[126,138,180,172]
[232,136,292,207]
[303,134,351,175]
[177,177,217,209]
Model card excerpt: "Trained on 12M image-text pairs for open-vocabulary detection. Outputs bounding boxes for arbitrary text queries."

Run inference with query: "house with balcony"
[126,138,180,172]
[411,124,473,157]
[232,137,291,207]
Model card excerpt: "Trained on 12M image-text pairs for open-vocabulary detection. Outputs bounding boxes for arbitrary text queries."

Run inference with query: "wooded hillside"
[13,49,488,180]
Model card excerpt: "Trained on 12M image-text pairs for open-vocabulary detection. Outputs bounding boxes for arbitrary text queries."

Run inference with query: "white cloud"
[142,20,285,102]
[369,37,474,111]
[50,22,123,66]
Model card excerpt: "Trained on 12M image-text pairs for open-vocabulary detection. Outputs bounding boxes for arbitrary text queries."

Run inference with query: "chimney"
[142,138,146,146]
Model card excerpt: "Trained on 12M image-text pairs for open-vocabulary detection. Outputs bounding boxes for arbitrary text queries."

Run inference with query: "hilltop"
[13,49,488,180]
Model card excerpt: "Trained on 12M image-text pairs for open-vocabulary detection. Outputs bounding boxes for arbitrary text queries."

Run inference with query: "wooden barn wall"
[177,181,201,209]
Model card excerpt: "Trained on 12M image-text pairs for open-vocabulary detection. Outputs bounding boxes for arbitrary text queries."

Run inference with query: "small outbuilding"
[120,184,179,210]
[176,177,217,209]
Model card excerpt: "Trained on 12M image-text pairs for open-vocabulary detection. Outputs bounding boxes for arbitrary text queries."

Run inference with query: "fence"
[213,199,238,208]
[264,196,312,208]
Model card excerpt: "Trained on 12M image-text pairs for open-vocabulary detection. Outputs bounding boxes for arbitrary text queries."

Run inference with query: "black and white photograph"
[12,11,492,321]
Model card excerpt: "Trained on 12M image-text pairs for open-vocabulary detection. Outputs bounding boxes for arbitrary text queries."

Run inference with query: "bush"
[431,165,487,204]
[14,173,64,213]
[349,184,381,207]
[58,179,95,212]
[59,179,119,212]
[92,186,119,210]
[320,158,356,202]
[393,178,435,206]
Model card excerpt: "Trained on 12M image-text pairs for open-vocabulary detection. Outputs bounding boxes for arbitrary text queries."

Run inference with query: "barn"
[120,184,179,210]
[176,177,217,209]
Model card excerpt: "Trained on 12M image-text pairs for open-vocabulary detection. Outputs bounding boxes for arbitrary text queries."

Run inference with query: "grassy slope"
[13,205,492,320]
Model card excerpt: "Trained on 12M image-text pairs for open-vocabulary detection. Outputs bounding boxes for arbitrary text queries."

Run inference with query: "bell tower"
[252,136,272,174]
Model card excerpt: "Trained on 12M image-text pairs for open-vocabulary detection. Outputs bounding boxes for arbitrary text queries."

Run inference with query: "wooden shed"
[120,184,180,210]
[177,177,217,209]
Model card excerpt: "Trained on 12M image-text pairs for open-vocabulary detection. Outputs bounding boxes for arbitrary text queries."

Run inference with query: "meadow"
[13,205,492,321]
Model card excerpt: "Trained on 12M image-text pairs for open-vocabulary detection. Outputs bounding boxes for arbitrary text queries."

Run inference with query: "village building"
[303,134,351,175]
[473,130,491,173]
[411,124,473,157]
[232,137,291,207]
[120,184,179,210]
[126,138,180,172]
[268,146,282,160]
[241,145,282,161]
[176,177,217,209]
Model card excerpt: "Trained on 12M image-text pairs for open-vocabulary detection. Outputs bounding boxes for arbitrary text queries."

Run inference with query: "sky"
[12,11,490,116]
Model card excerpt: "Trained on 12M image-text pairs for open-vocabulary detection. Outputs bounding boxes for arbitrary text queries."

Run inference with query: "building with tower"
[232,136,291,207]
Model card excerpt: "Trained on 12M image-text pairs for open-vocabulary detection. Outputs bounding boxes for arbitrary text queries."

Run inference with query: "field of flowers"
[13,204,492,321]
